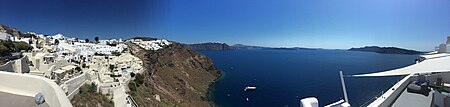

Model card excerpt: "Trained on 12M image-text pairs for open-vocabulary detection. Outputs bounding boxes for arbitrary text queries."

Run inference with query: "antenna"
[340,71,349,103]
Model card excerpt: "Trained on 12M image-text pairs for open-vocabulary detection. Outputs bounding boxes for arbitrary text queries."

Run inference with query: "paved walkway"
[113,85,130,107]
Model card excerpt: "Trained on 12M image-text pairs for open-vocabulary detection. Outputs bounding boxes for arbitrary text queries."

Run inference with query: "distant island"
[266,47,317,50]
[348,46,423,55]
[184,43,423,55]
[183,43,317,51]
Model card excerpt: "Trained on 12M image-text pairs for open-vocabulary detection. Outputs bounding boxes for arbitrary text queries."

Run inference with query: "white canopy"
[420,53,450,59]
[353,55,450,77]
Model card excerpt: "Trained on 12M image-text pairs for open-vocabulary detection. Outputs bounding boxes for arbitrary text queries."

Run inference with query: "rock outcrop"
[0,24,37,38]
[0,24,21,37]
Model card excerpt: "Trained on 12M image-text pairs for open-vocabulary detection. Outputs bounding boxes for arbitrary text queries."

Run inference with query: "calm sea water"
[199,49,418,107]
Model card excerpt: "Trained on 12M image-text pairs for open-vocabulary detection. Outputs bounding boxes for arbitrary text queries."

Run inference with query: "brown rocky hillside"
[127,39,221,107]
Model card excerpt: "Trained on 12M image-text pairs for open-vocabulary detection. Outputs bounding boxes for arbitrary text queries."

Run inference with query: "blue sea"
[199,49,418,107]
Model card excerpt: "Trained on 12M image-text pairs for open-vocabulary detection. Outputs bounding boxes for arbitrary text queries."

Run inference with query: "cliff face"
[127,40,221,107]
[0,24,36,38]
[0,24,20,37]
[183,43,235,50]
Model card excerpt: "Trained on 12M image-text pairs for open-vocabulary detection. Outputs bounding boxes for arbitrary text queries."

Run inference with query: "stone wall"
[65,73,87,100]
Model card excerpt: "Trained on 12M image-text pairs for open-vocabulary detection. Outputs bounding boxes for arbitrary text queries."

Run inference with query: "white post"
[340,71,349,103]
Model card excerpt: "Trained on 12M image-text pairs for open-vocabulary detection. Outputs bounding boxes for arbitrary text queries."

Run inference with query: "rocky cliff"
[127,39,221,107]
[0,24,37,38]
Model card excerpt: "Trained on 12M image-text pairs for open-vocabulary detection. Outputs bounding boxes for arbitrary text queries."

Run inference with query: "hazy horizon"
[1,0,449,51]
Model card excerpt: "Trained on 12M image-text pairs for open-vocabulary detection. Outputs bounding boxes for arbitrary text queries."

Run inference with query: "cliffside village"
[0,31,171,107]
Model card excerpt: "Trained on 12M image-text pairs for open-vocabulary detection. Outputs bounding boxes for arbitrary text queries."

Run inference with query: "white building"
[98,39,122,45]
[47,34,65,44]
[0,32,12,40]
[130,39,171,50]
[437,36,450,53]
[70,41,127,61]
[98,40,108,45]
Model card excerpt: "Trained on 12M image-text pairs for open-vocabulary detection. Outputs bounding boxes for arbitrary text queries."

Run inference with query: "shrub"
[79,83,98,94]
[111,51,121,56]
[134,73,144,85]
[129,83,137,91]
[109,64,115,71]
[89,83,97,93]
[54,39,59,45]
[0,41,33,55]
[13,42,33,51]
[75,66,82,71]
[94,37,99,43]
[130,72,136,77]
[79,84,90,94]
[0,45,8,55]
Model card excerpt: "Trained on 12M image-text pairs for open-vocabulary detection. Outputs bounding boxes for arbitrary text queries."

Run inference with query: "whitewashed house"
[437,36,450,53]
[0,32,12,40]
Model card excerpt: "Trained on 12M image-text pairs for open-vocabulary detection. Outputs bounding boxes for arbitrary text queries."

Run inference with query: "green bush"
[0,41,33,55]
[129,82,137,91]
[134,73,144,85]
[111,51,121,56]
[75,67,82,71]
[130,72,136,77]
[109,64,115,71]
[79,84,90,94]
[13,42,33,51]
[79,83,98,94]
[89,83,97,93]
[0,45,8,54]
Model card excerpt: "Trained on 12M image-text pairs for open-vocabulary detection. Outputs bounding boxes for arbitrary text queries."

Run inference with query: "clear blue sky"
[1,0,449,51]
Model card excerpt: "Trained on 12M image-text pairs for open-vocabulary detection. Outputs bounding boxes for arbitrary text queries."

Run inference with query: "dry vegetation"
[127,40,221,107]
[70,83,114,107]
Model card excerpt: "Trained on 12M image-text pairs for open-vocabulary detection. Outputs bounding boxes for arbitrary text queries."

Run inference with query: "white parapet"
[0,71,72,107]
[324,99,350,107]
[366,74,413,107]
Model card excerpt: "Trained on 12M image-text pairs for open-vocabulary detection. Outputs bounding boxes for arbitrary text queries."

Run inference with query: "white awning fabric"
[421,53,450,59]
[353,55,450,77]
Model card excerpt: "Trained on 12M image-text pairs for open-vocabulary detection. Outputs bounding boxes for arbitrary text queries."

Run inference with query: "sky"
[1,0,449,51]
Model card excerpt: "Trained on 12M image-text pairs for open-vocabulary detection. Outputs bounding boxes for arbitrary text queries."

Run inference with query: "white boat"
[244,86,256,91]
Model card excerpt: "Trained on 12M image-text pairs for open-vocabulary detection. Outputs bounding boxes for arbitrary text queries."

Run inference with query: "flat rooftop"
[391,88,433,107]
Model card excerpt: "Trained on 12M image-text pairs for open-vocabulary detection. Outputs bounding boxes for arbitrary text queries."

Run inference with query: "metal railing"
[128,95,139,107]
[359,91,385,107]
